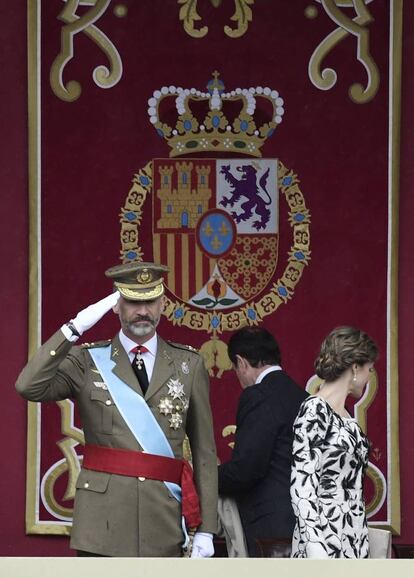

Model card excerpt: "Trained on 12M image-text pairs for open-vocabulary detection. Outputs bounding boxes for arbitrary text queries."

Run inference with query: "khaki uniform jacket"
[16,330,218,557]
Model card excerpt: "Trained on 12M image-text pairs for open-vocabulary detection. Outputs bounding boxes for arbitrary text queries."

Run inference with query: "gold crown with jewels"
[147,71,285,157]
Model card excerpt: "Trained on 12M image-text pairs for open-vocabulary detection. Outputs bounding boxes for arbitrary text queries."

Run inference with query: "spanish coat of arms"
[120,73,311,374]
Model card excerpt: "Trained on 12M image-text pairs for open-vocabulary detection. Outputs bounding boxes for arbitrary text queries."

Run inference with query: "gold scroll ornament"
[50,0,123,102]
[41,400,84,526]
[309,0,379,103]
[178,0,254,38]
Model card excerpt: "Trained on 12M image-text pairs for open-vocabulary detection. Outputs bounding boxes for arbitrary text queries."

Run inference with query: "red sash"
[82,444,201,529]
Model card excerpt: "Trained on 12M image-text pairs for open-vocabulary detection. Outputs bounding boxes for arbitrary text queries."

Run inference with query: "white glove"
[191,532,214,558]
[61,291,120,341]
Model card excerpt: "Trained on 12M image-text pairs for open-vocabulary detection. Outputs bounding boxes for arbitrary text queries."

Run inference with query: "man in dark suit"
[218,326,308,556]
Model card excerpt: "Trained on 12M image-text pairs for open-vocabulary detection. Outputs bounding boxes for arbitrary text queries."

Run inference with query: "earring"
[352,369,357,383]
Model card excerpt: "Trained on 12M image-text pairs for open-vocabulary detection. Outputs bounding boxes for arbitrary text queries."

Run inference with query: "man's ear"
[112,301,120,314]
[235,354,247,370]
[161,295,167,311]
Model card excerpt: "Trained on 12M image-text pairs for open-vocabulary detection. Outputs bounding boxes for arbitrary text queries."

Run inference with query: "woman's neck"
[317,377,350,417]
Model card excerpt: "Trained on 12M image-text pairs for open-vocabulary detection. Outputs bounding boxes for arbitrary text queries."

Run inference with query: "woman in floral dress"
[290,326,378,558]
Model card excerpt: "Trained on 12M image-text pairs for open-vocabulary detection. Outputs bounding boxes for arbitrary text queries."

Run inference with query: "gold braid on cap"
[116,277,165,300]
[116,277,164,290]
[118,285,165,300]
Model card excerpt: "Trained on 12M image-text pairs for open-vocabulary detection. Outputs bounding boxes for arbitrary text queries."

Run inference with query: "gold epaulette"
[81,339,111,349]
[168,341,200,354]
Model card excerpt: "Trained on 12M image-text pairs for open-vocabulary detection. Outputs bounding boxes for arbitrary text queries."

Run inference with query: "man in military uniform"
[16,262,218,557]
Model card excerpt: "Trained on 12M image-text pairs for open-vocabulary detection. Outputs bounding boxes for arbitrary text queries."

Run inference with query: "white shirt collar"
[118,330,158,357]
[255,365,282,384]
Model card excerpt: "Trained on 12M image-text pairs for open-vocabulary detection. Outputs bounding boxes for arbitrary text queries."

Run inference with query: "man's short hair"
[227,326,281,368]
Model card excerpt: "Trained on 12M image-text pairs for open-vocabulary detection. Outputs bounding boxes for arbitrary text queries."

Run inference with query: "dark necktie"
[131,345,149,394]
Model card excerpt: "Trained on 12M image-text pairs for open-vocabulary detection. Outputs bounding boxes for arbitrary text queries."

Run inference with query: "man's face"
[114,295,165,341]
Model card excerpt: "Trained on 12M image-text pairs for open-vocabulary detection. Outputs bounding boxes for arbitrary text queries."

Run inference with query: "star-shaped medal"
[158,397,174,416]
[172,398,189,414]
[169,413,183,430]
[167,378,185,400]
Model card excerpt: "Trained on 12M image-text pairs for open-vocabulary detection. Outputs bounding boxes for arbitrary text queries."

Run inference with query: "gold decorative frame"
[26,0,403,534]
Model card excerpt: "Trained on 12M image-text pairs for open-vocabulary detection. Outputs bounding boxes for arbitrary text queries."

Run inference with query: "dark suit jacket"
[218,370,308,556]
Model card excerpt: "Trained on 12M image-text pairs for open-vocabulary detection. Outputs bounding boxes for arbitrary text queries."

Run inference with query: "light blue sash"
[88,346,183,505]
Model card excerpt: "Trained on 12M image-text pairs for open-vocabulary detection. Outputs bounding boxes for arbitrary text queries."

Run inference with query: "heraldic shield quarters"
[120,72,312,378]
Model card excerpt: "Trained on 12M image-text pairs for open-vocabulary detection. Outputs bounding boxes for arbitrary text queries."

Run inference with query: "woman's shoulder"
[300,394,330,410]
[296,394,333,422]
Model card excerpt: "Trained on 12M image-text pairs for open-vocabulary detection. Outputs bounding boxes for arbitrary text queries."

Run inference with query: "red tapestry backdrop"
[26,0,400,535]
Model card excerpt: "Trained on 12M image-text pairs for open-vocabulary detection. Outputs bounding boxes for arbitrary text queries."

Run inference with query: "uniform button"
[50,350,56,356]
[138,477,146,482]
[84,482,89,488]
[105,400,112,406]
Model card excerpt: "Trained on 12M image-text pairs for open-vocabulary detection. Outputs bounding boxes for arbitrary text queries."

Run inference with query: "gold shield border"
[120,159,311,334]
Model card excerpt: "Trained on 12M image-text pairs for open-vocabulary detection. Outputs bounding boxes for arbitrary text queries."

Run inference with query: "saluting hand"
[61,291,120,341]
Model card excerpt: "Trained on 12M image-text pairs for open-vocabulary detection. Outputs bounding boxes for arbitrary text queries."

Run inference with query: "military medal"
[134,352,144,370]
[158,378,189,429]
[181,361,189,375]
[173,398,189,413]
[167,378,185,400]
[93,381,108,390]
[158,397,174,416]
[169,413,183,430]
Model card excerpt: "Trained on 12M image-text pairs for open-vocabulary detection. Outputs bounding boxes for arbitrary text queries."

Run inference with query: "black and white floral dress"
[290,395,370,558]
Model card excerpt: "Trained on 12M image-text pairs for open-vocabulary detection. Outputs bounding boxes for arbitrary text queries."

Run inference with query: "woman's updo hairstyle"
[315,326,378,382]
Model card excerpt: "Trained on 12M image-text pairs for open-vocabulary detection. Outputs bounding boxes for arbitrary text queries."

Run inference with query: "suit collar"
[255,365,282,384]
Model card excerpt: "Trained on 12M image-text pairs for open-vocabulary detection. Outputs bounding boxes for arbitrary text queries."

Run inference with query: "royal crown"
[147,71,285,157]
